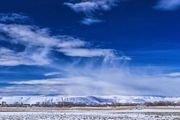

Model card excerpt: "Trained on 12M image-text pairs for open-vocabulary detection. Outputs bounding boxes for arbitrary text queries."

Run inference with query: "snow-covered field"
[0,109,180,120]
[0,96,180,119]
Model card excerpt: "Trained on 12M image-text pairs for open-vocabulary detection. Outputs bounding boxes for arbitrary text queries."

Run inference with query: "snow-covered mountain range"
[0,96,180,105]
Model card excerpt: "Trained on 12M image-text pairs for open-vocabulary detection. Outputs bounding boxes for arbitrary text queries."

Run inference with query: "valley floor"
[0,107,180,120]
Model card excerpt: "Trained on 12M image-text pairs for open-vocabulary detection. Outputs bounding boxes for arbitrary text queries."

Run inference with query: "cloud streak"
[81,18,103,25]
[59,48,116,57]
[1,13,180,97]
[155,0,180,10]
[0,21,120,66]
[2,66,180,96]
[65,0,119,14]
[11,78,67,85]
[64,0,120,25]
[165,72,180,77]
[0,13,29,23]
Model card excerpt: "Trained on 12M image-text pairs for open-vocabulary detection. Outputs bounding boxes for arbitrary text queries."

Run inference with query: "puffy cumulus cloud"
[155,0,180,10]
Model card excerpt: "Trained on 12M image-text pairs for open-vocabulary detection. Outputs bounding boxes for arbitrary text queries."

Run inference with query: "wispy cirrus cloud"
[3,66,180,96]
[0,13,131,96]
[59,48,116,58]
[0,47,46,66]
[155,0,180,10]
[0,23,85,48]
[11,78,67,85]
[65,0,119,15]
[0,14,123,66]
[2,13,180,97]
[0,12,180,96]
[0,13,132,96]
[165,72,180,77]
[81,18,103,25]
[64,0,121,25]
[44,72,63,77]
[0,13,29,23]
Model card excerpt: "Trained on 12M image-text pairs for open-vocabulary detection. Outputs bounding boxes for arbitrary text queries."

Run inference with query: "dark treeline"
[0,101,180,107]
[144,101,180,106]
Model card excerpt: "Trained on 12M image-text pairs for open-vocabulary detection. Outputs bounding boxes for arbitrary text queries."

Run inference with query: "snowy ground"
[0,108,180,120]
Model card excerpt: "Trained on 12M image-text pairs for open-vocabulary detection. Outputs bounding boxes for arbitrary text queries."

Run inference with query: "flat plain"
[0,106,180,120]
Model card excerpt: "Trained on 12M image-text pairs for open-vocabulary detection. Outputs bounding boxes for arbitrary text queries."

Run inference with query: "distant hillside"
[0,96,180,106]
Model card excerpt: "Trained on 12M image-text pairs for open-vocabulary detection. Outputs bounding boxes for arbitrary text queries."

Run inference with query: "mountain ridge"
[0,96,180,105]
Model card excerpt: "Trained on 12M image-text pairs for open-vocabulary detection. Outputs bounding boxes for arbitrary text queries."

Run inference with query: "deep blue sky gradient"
[0,0,180,96]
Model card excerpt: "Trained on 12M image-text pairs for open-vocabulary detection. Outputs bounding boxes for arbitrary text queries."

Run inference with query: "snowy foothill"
[0,96,180,105]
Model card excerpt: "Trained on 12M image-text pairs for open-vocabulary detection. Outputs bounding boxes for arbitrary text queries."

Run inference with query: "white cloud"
[0,47,46,66]
[0,13,29,22]
[59,48,116,58]
[165,72,180,77]
[65,1,98,14]
[0,85,65,96]
[65,0,120,25]
[0,13,135,96]
[0,24,85,48]
[4,66,180,96]
[44,72,63,76]
[155,0,180,10]
[0,22,123,66]
[11,78,67,85]
[81,18,103,25]
[0,14,128,66]
[65,0,119,14]
[59,48,131,64]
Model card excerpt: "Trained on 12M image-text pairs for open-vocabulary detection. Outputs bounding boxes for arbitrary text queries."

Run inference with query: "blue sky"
[0,0,180,96]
